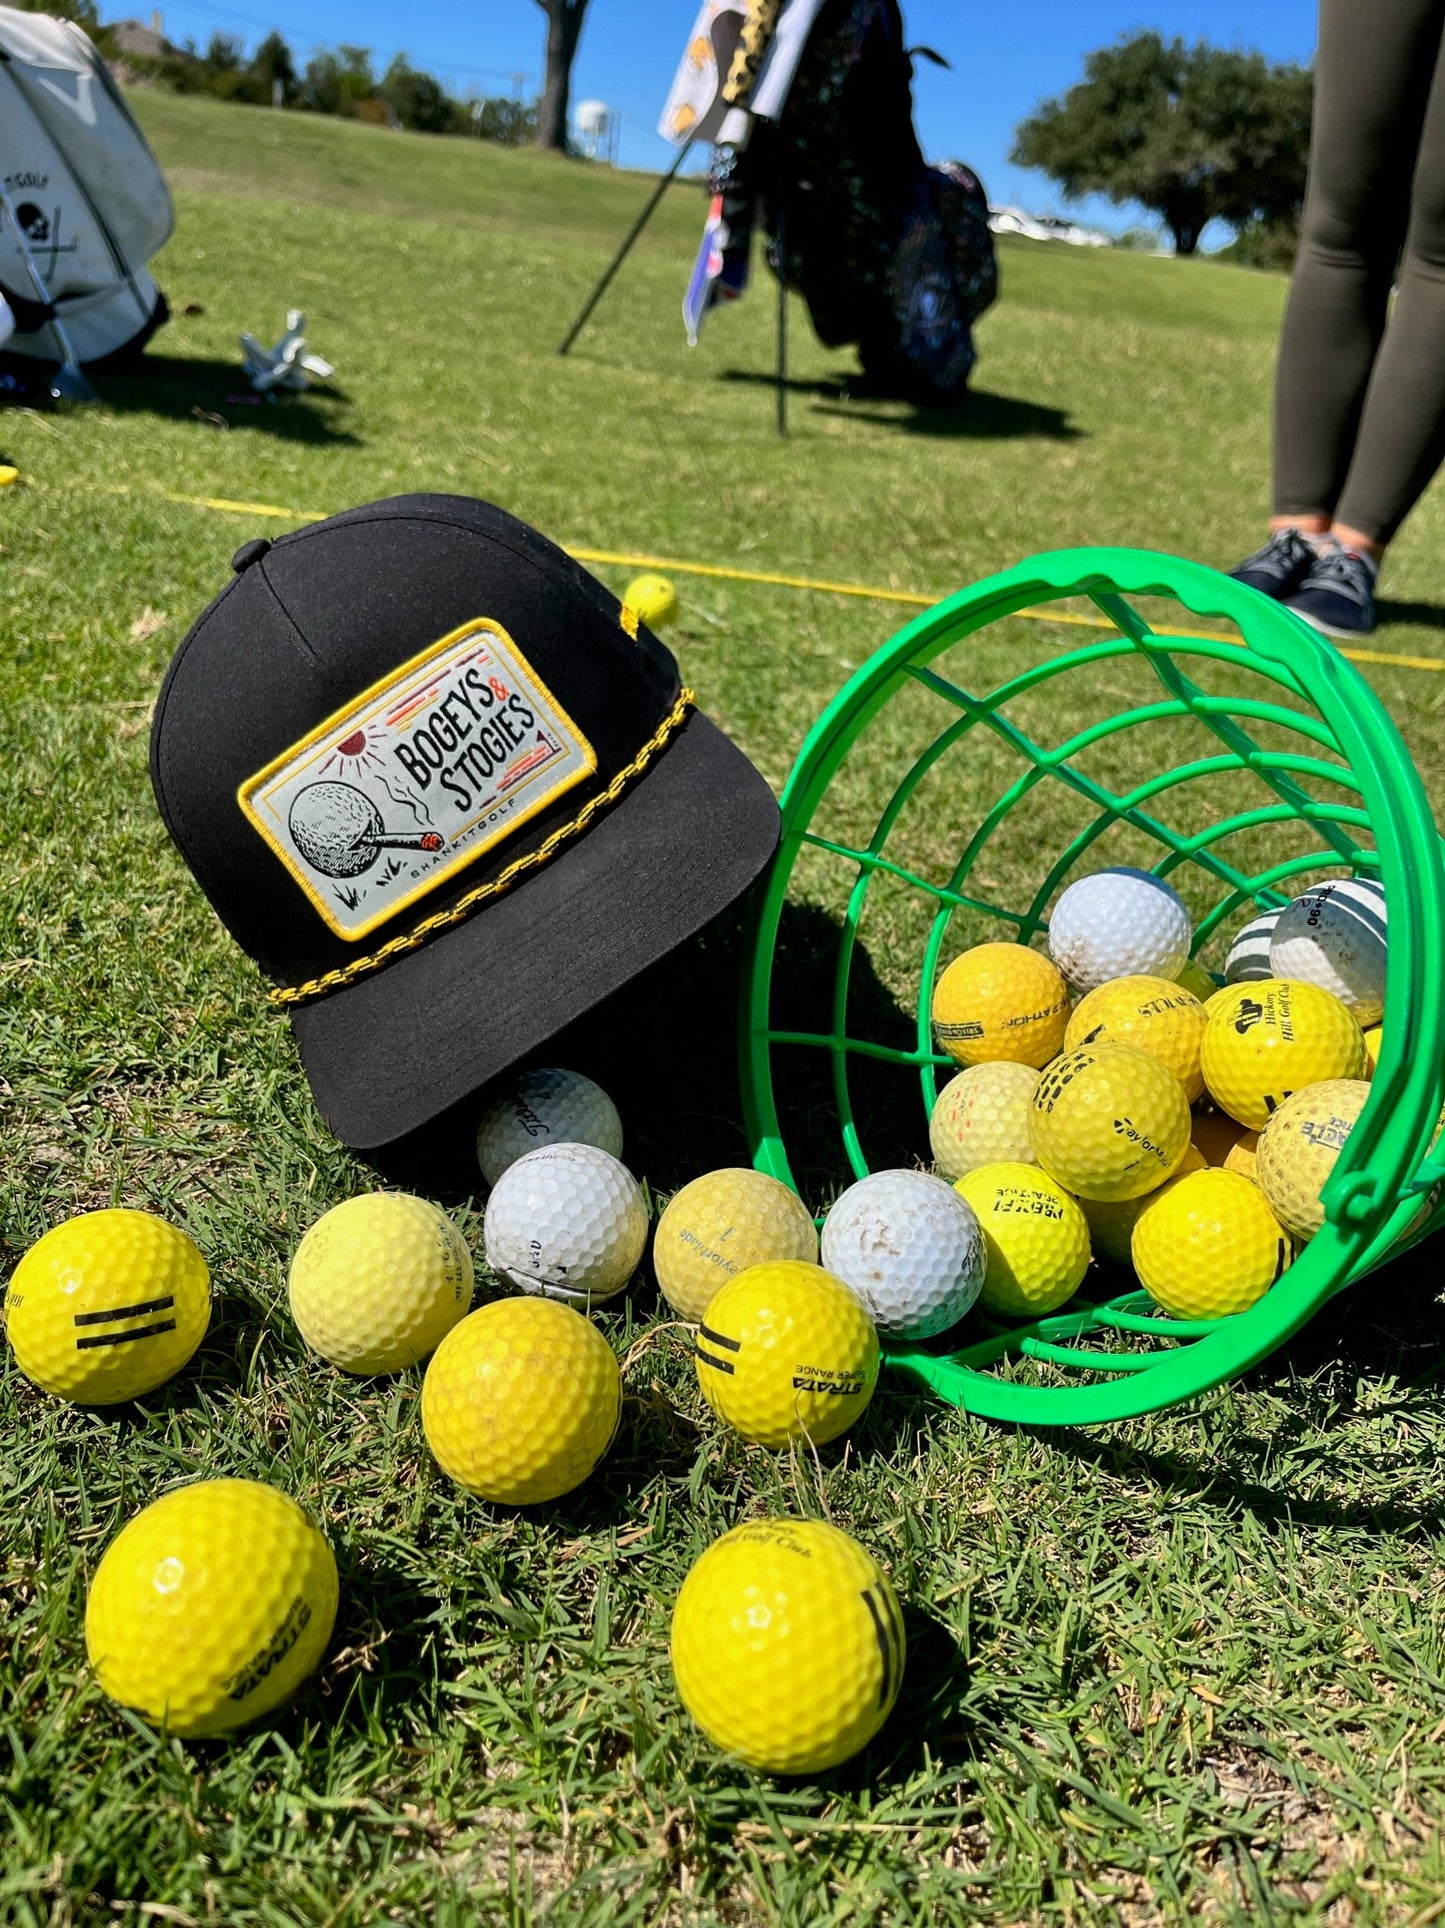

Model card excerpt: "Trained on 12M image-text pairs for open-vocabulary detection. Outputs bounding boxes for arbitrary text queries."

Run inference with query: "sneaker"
[1284,545,1378,639]
[1229,527,1320,599]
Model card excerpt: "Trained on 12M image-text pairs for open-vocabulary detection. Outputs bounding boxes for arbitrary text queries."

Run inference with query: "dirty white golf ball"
[1269,877,1387,1026]
[483,1143,647,1308]
[476,1067,623,1186]
[820,1169,985,1341]
[288,1192,474,1375]
[1046,868,1191,991]
[1225,909,1281,984]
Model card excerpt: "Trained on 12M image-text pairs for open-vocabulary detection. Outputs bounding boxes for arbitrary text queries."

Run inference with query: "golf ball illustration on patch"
[238,618,598,939]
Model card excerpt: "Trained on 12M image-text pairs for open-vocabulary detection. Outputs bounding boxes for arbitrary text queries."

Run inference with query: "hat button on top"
[231,538,272,573]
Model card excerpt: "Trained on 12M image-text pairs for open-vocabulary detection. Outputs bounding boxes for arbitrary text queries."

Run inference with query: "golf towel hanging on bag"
[0,4,172,368]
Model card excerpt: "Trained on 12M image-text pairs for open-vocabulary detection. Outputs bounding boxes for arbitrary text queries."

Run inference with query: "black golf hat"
[151,495,781,1148]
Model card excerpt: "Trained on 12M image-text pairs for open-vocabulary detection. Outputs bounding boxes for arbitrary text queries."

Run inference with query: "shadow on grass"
[369,897,922,1211]
[719,368,1081,441]
[1376,596,1445,635]
[0,352,359,446]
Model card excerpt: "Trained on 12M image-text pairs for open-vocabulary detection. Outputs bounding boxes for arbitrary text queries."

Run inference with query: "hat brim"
[289,710,781,1149]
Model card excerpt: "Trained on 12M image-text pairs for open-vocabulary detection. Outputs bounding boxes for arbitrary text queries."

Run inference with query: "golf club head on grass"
[48,359,96,407]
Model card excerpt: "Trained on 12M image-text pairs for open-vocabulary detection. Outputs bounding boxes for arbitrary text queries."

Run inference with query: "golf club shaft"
[0,176,90,379]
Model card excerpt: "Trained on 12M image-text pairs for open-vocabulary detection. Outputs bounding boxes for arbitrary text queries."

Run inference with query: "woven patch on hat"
[238,618,597,941]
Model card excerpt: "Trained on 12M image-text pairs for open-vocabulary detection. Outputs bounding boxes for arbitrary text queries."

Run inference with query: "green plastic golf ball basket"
[741,548,1445,1425]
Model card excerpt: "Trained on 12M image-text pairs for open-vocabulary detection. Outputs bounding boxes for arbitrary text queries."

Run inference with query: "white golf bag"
[0,4,172,366]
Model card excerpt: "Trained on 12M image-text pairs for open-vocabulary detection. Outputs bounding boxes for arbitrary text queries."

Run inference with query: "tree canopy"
[1011,33,1313,257]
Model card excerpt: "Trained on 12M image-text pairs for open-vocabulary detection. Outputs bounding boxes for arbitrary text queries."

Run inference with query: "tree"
[299,44,377,118]
[380,55,461,134]
[249,31,299,105]
[1011,33,1312,257]
[533,0,591,152]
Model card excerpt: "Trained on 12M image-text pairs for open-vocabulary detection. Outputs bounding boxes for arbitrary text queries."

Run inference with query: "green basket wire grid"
[740,547,1445,1426]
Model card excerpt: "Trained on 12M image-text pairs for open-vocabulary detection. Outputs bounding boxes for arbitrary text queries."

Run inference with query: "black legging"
[1274,0,1445,545]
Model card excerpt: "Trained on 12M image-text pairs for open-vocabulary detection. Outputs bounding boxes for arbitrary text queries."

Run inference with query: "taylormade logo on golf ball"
[238,618,597,939]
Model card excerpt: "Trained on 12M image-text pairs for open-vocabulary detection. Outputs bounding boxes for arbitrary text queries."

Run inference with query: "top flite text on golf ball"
[223,1593,314,1703]
[993,1192,1067,1218]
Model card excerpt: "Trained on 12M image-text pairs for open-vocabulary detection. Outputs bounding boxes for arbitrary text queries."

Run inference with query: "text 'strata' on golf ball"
[1224,908,1282,984]
[475,1067,623,1187]
[670,1518,904,1776]
[819,1169,984,1341]
[1131,1169,1293,1320]
[1046,867,1191,991]
[930,943,1069,1069]
[483,1142,648,1308]
[1064,973,1207,1103]
[288,1191,473,1375]
[653,1168,818,1323]
[1029,1043,1192,1201]
[622,573,679,630]
[1081,1144,1206,1265]
[1255,1078,1372,1242]
[4,1209,210,1404]
[694,1261,880,1450]
[1268,876,1387,1026]
[928,1061,1040,1179]
[84,1479,338,1737]
[421,1297,621,1504]
[952,1163,1091,1317]
[1200,979,1366,1130]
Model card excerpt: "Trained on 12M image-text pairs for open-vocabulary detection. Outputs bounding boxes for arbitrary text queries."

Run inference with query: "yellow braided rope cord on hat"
[269,688,696,1009]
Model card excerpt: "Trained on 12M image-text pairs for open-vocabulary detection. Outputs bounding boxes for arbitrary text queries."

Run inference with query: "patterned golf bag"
[713,0,997,401]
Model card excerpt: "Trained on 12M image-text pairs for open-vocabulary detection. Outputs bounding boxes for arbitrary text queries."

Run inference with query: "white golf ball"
[1225,908,1282,984]
[819,1169,985,1341]
[1269,877,1387,1025]
[1046,868,1191,991]
[476,1068,623,1186]
[483,1143,647,1309]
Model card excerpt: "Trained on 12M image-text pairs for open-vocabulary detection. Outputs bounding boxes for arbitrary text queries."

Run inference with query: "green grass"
[4,89,1445,1926]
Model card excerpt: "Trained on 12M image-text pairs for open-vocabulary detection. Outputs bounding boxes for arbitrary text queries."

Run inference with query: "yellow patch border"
[237,616,598,942]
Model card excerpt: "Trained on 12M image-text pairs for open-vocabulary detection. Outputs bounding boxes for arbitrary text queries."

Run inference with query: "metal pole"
[557,137,696,356]
[0,181,94,404]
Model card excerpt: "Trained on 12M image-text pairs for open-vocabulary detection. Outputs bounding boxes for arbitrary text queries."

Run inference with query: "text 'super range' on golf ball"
[475,1067,623,1187]
[1082,1145,1206,1265]
[1132,1169,1293,1320]
[288,1192,472,1375]
[928,1062,1040,1179]
[1029,1043,1191,1201]
[820,1169,984,1341]
[1269,876,1388,1026]
[953,1163,1090,1316]
[670,1519,904,1776]
[1200,979,1366,1129]
[483,1142,647,1307]
[1256,1079,1372,1241]
[84,1480,337,1736]
[694,1261,879,1450]
[1046,867,1191,991]
[5,1210,210,1404]
[653,1169,818,1322]
[930,943,1068,1069]
[1225,909,1282,984]
[1064,973,1207,1102]
[422,1297,621,1503]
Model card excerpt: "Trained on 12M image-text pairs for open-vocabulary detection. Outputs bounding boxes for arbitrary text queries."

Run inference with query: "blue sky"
[147,0,1319,234]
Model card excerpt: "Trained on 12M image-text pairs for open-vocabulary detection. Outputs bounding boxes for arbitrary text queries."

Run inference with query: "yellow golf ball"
[623,572,678,630]
[1064,974,1206,1102]
[928,1062,1040,1179]
[1200,978,1366,1129]
[1030,1043,1192,1201]
[1256,1078,1372,1242]
[931,943,1069,1069]
[1132,1169,1293,1319]
[1173,956,1218,1002]
[4,1210,210,1404]
[422,1297,620,1504]
[670,1519,904,1775]
[953,1162,1090,1316]
[694,1261,879,1450]
[1082,1144,1207,1265]
[85,1480,338,1737]
[1363,1024,1382,1074]
[1190,1108,1260,1179]
[288,1192,473,1374]
[654,1169,818,1322]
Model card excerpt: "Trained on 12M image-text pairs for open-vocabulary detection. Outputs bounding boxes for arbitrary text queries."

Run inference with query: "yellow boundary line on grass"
[91,482,1445,676]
